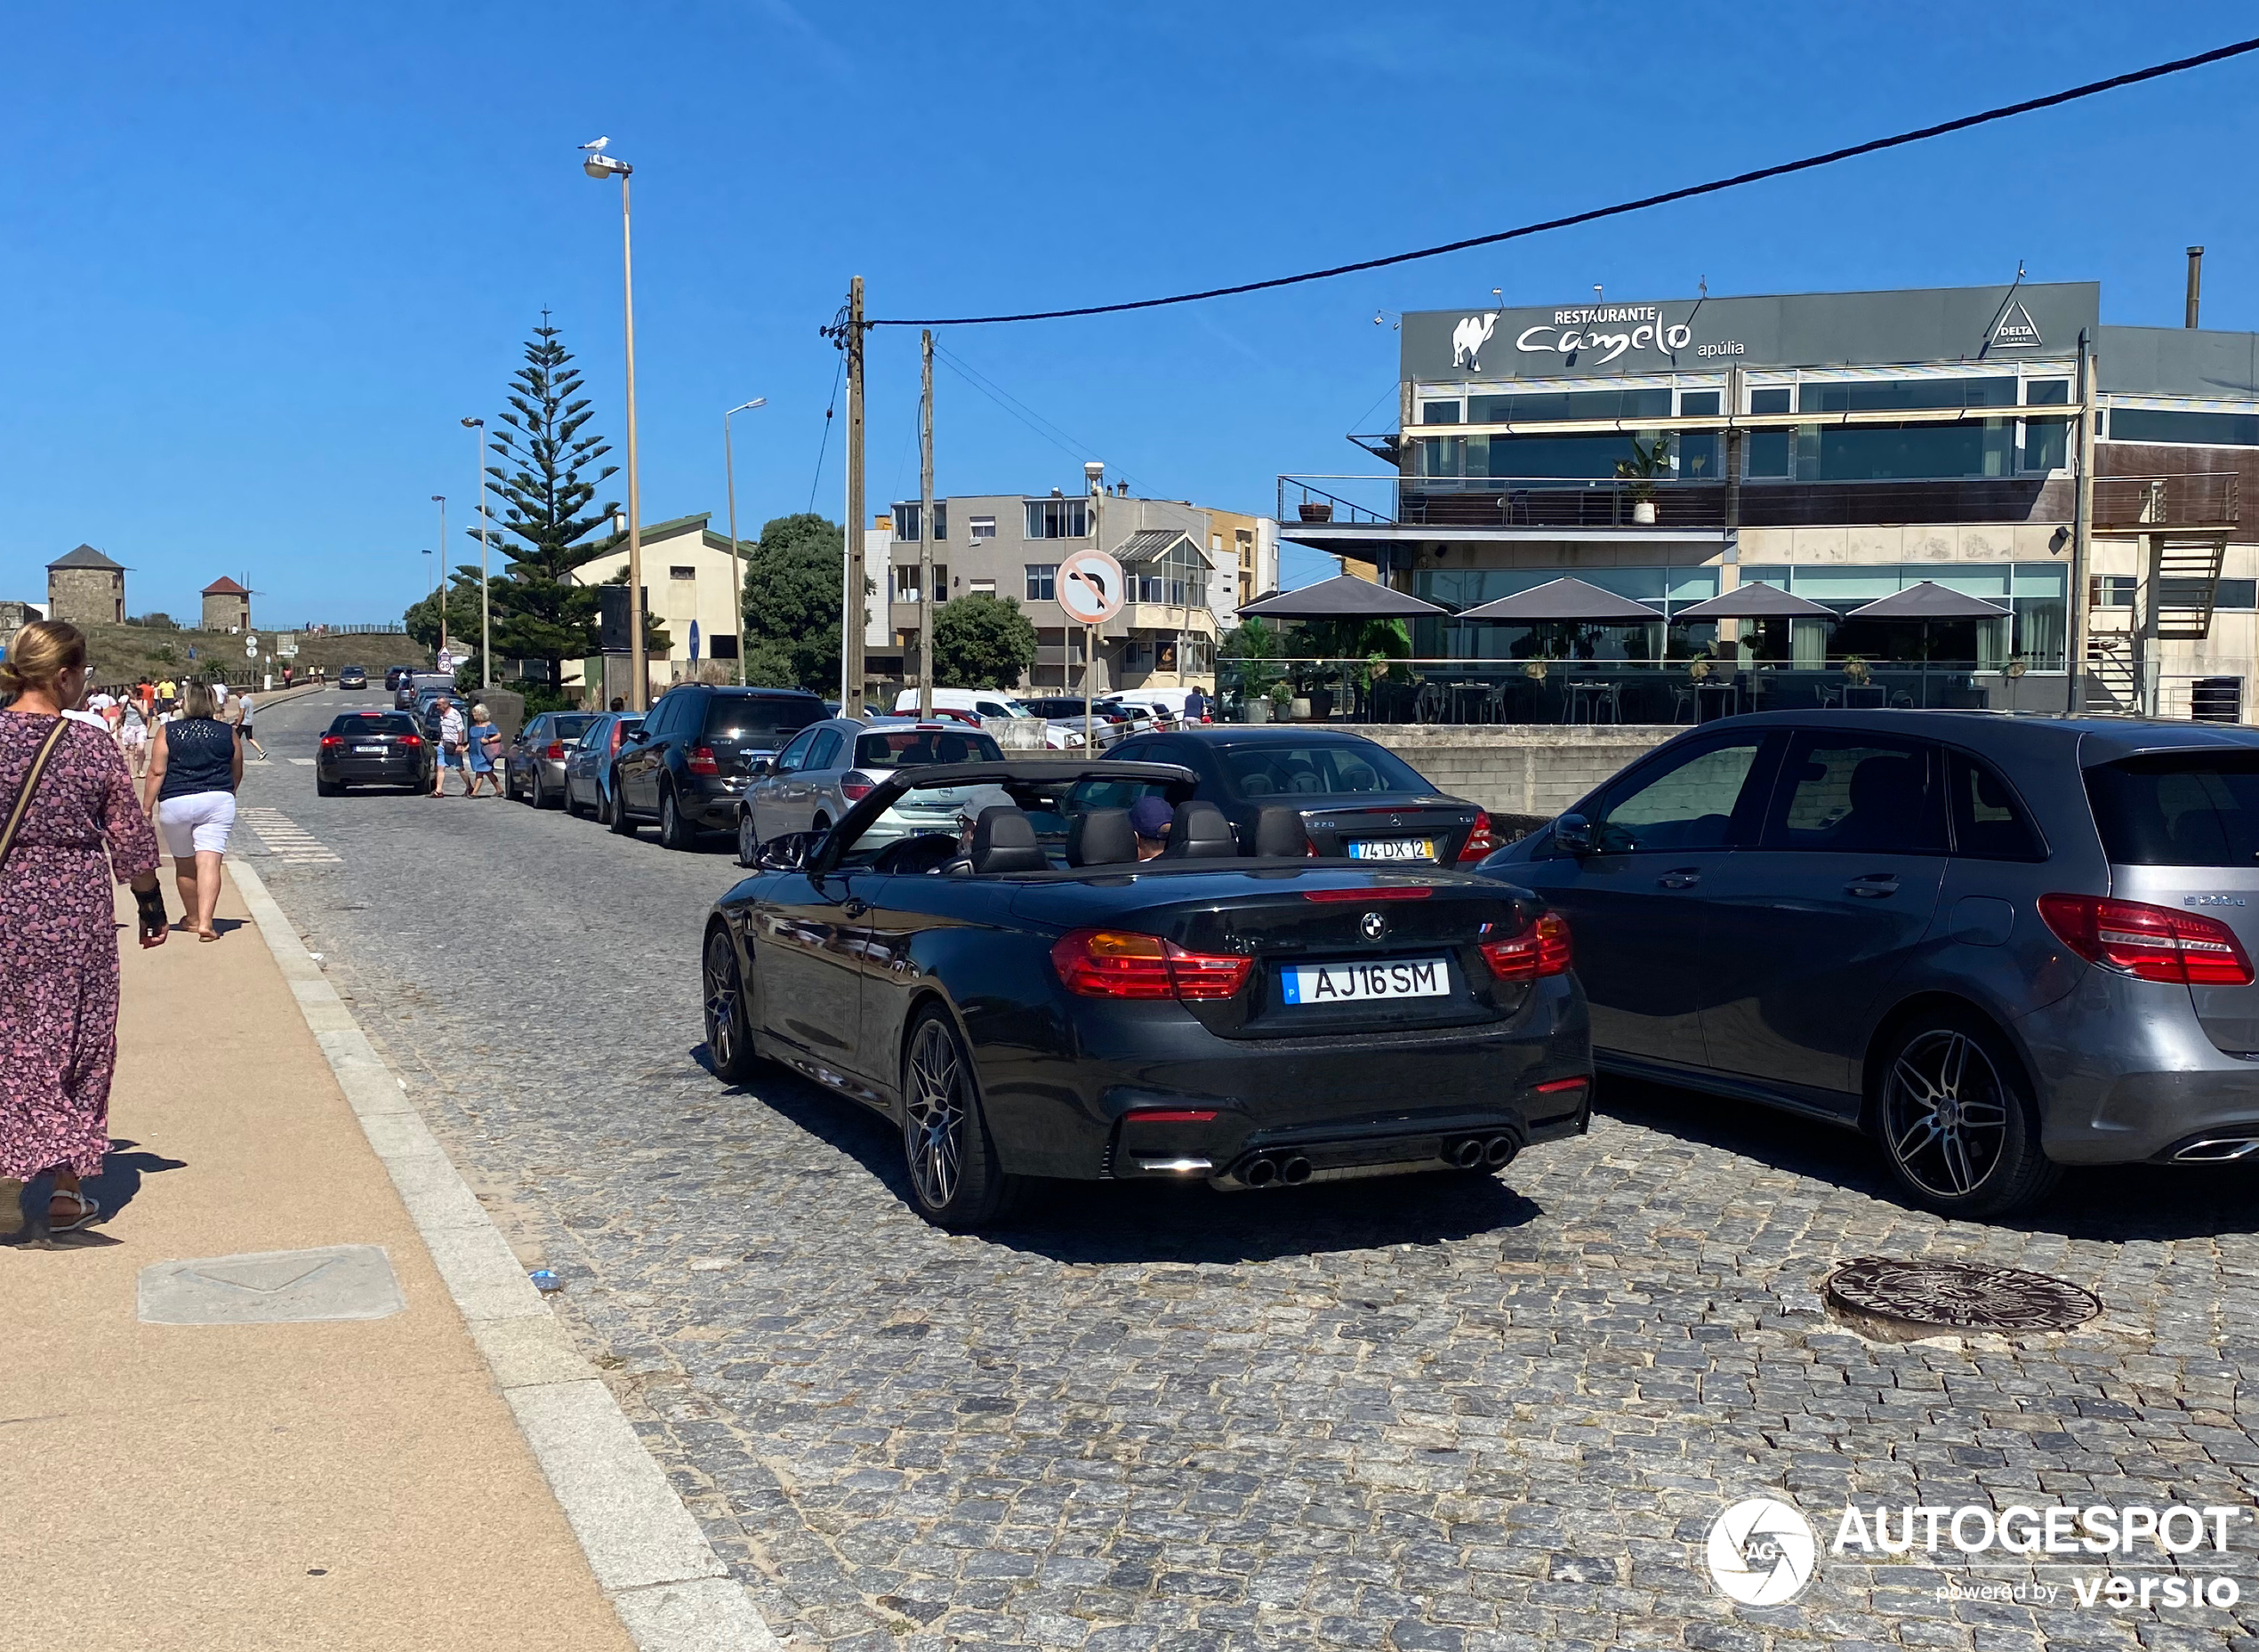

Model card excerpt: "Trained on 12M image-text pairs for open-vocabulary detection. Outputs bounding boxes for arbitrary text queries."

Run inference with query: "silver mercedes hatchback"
[736,718,1008,865]
[1483,711,2259,1218]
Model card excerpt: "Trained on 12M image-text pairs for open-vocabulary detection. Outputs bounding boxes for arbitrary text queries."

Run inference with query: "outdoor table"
[1696,681,1740,721]
[1843,684,1888,709]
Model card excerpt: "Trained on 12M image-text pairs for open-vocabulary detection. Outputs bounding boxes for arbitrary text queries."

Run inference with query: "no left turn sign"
[1056,549,1125,625]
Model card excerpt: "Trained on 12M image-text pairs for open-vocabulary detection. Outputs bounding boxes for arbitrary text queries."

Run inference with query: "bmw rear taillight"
[1480,911,1573,982]
[839,773,876,801]
[2038,894,2254,985]
[544,742,566,760]
[1051,928,1252,1000]
[1458,813,1499,862]
[687,745,720,776]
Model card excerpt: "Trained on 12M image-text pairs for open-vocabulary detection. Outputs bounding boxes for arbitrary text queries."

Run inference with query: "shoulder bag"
[0,718,72,875]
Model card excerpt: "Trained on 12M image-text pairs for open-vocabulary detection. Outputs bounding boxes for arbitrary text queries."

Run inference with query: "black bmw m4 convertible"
[701,759,1592,1230]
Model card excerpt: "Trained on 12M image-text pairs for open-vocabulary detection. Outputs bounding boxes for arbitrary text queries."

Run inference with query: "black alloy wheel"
[608,768,636,835]
[659,784,694,851]
[703,926,757,1083]
[900,1008,1015,1231]
[1877,1013,2059,1218]
[736,808,760,867]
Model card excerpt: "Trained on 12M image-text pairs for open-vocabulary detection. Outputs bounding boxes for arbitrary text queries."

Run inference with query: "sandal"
[48,1187,100,1232]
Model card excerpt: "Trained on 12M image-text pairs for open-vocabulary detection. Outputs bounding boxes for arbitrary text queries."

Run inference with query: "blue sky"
[4,3,2257,623]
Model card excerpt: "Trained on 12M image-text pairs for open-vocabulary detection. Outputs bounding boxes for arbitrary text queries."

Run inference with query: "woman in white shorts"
[141,680,243,942]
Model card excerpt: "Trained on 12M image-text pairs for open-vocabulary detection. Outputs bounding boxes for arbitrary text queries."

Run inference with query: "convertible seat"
[1067,807,1138,867]
[1251,805,1311,857]
[969,805,1050,874]
[1162,799,1237,859]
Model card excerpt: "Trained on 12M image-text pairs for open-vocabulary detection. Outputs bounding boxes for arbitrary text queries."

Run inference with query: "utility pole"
[919,329,936,719]
[842,277,867,717]
[463,418,491,687]
[432,495,448,666]
[2068,328,2095,715]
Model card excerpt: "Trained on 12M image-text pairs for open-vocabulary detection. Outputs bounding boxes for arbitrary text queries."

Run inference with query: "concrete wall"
[1356,723,1681,827]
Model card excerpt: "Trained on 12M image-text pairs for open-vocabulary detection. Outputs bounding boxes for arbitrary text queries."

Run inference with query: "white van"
[892,688,1085,749]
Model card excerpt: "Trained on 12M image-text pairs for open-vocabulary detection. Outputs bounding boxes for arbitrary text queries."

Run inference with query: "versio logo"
[1708,1498,1818,1606]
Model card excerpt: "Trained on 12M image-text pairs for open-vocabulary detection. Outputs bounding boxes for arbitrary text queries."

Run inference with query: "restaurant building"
[1278,277,2258,722]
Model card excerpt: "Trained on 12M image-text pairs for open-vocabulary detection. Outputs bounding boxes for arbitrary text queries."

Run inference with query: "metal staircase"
[2084,632,2141,714]
[2153,534,2229,639]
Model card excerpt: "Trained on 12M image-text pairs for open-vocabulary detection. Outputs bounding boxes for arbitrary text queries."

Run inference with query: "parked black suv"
[611,686,825,849]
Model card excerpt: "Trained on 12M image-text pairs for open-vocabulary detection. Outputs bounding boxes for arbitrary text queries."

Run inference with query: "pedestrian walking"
[141,679,242,943]
[118,699,149,779]
[156,677,177,715]
[463,703,502,797]
[134,677,155,721]
[1184,685,1209,724]
[0,620,168,1247]
[237,690,266,761]
[430,695,467,797]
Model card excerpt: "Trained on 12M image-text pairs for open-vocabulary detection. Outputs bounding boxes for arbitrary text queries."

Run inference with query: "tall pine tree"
[480,314,621,670]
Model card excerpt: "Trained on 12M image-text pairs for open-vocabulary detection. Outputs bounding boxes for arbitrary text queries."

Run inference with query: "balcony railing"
[1279,474,2073,531]
[2091,472,2239,530]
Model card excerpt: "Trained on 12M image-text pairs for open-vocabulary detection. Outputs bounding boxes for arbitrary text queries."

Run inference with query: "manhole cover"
[1823,1256,2100,1339]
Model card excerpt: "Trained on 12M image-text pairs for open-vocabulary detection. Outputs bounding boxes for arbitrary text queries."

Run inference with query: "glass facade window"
[1746,429,1791,477]
[1412,566,1720,662]
[1790,419,2014,481]
[2110,408,2259,447]
[1749,388,1793,416]
[893,502,947,541]
[893,565,948,603]
[1468,387,1670,423]
[2022,416,2069,471]
[2217,579,2258,611]
[1734,564,2064,670]
[1420,401,1461,424]
[1797,377,2015,413]
[1025,565,1057,601]
[2025,379,2071,405]
[1025,498,1090,538]
[1679,390,1721,416]
[970,515,997,539]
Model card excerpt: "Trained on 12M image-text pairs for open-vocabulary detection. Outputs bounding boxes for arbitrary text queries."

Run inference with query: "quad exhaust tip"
[1444,1134,1520,1171]
[1238,1153,1314,1188]
[2173,1136,2259,1162]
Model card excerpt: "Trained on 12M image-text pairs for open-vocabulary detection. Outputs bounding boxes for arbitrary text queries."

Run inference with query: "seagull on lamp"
[580,135,610,152]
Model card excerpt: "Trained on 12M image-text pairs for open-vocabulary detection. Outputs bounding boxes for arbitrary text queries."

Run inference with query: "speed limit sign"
[1055,549,1124,624]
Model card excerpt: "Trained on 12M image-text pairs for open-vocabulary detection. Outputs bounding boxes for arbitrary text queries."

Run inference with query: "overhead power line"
[869,36,2259,329]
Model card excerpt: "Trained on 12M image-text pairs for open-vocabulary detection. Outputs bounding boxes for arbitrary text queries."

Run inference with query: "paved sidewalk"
[0,869,635,1652]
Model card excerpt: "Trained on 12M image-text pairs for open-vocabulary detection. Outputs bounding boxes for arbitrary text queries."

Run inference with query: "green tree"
[1220,614,1284,698]
[931,593,1038,690]
[741,512,864,694]
[405,577,483,654]
[476,316,622,671]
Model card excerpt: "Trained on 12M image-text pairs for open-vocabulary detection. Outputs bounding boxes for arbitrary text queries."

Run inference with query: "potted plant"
[1687,648,1714,682]
[2005,655,2030,679]
[1523,656,1549,683]
[1268,681,1295,721]
[1843,654,1872,686]
[1298,501,1333,523]
[1614,432,1672,525]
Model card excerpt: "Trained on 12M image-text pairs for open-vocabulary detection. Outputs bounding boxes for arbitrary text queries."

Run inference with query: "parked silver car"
[736,718,1007,865]
[563,712,642,821]
[505,712,599,808]
[1484,710,2259,1218]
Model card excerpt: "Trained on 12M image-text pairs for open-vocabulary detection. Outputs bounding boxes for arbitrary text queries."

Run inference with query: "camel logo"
[1451,313,1499,369]
[1992,301,2044,349]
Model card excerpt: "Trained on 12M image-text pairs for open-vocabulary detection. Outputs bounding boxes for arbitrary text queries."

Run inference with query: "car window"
[1763,734,1949,854]
[704,694,821,741]
[553,714,597,742]
[1218,742,1429,799]
[856,729,1005,767]
[1593,736,1771,854]
[773,727,820,774]
[806,729,846,771]
[521,716,548,742]
[2086,753,2259,866]
[328,714,416,735]
[1949,751,2046,862]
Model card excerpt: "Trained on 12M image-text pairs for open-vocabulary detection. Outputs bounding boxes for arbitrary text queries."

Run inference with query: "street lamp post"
[583,139,646,710]
[723,397,767,687]
[431,494,448,669]
[462,417,492,687]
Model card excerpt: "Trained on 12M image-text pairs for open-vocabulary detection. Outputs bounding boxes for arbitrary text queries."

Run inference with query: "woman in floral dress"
[0,621,168,1246]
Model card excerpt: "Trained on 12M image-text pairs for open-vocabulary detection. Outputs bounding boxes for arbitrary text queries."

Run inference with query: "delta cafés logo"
[1702,1494,2251,1615]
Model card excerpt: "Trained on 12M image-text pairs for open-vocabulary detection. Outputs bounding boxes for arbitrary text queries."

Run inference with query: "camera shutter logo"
[1706,1498,1817,1606]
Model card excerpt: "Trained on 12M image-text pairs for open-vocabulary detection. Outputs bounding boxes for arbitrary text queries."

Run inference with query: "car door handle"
[1846,878,1900,898]
[840,898,869,919]
[1655,869,1702,889]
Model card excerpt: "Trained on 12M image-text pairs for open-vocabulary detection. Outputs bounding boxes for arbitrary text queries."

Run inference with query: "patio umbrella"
[1669,583,1838,621]
[1454,577,1664,622]
[1236,574,1446,620]
[1843,581,2010,621]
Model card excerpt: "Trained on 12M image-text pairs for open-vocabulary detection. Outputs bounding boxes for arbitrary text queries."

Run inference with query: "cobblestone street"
[237,689,2259,1651]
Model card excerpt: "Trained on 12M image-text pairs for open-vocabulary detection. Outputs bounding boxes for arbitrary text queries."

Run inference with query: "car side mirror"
[625,726,649,744]
[1553,812,1595,856]
[755,830,812,871]
[739,754,773,777]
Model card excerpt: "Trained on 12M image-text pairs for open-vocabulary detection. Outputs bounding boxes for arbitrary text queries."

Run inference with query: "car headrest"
[969,806,1049,874]
[1067,807,1138,867]
[1240,774,1274,796]
[1251,805,1309,857]
[1162,799,1237,859]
